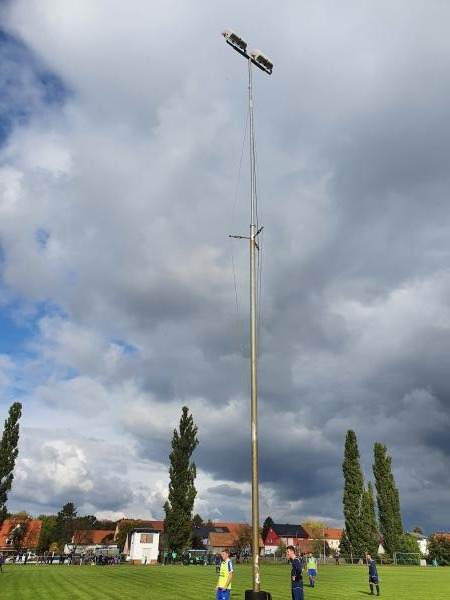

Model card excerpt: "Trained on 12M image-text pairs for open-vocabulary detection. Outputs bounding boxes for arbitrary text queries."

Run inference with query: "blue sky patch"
[0,28,70,148]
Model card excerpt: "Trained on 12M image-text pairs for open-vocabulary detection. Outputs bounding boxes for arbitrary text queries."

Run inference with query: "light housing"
[250,49,273,74]
[222,28,248,54]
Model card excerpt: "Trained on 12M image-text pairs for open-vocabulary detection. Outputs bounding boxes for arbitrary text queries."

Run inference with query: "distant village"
[0,515,445,565]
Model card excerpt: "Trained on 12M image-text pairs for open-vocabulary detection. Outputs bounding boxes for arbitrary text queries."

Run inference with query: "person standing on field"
[366,554,380,596]
[286,545,304,600]
[306,552,318,587]
[215,548,234,600]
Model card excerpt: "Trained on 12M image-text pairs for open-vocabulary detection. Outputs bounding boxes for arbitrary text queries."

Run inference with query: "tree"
[9,510,31,520]
[234,525,252,553]
[275,539,286,558]
[301,520,326,531]
[261,516,274,543]
[37,515,57,552]
[428,535,450,566]
[301,520,327,540]
[396,533,421,557]
[10,522,26,551]
[342,430,365,556]
[55,502,77,549]
[373,442,403,555]
[360,482,379,556]
[0,402,22,524]
[192,513,204,528]
[164,406,199,553]
[412,526,424,535]
[339,529,352,555]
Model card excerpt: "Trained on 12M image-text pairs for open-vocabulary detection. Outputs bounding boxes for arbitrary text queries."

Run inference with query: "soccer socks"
[370,584,374,594]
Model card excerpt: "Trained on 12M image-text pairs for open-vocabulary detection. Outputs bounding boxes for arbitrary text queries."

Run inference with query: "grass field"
[0,563,449,599]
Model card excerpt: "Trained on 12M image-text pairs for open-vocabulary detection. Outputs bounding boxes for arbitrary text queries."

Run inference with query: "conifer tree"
[262,516,274,543]
[0,402,22,524]
[342,429,365,556]
[360,482,379,556]
[373,442,403,555]
[164,406,199,553]
[55,502,77,549]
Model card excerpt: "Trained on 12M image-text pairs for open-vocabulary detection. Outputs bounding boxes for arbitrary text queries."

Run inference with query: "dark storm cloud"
[2,1,450,531]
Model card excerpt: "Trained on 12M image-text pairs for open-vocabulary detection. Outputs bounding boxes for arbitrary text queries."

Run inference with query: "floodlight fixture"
[250,49,273,75]
[222,28,248,55]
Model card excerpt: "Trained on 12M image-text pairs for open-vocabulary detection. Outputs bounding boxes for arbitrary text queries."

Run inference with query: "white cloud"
[1,0,450,532]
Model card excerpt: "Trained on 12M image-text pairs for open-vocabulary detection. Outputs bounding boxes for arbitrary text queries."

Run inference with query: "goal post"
[393,552,421,566]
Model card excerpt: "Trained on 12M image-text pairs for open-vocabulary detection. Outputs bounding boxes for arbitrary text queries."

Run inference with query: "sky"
[1,0,450,534]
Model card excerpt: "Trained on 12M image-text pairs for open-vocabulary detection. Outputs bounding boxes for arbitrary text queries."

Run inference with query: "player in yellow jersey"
[215,548,234,600]
[307,553,318,587]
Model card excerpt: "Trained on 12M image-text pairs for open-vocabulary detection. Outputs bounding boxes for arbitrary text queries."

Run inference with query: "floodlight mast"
[222,29,273,600]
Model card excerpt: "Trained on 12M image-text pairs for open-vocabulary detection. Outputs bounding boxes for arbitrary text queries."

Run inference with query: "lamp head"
[222,29,248,54]
[250,49,273,74]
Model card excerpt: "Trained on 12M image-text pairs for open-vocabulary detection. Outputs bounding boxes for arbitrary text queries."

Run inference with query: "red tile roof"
[209,532,236,548]
[209,524,264,548]
[149,520,164,532]
[303,527,342,540]
[0,519,42,550]
[72,530,115,545]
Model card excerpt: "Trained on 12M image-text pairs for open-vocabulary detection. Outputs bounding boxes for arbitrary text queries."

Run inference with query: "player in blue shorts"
[366,554,380,596]
[215,548,234,600]
[306,553,317,587]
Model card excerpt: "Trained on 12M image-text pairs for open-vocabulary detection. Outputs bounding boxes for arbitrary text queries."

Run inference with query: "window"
[140,534,153,544]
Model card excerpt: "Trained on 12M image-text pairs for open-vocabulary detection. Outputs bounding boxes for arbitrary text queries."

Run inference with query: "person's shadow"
[359,591,374,595]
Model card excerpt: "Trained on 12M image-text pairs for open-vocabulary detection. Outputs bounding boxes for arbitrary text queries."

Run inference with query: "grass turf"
[0,563,449,599]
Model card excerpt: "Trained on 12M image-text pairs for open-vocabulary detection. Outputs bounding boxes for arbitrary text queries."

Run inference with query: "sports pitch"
[0,563,449,599]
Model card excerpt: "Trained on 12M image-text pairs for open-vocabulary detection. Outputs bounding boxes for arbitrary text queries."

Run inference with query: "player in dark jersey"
[286,545,304,600]
[366,554,380,596]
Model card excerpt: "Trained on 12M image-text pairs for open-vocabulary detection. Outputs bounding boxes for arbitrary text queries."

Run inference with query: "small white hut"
[123,528,160,565]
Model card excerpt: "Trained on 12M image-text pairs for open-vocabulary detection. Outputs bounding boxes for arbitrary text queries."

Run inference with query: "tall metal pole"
[248,56,260,593]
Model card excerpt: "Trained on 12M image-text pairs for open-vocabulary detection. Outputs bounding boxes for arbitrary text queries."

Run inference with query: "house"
[192,524,230,549]
[123,528,160,564]
[206,523,264,555]
[71,529,116,546]
[64,529,118,555]
[114,519,164,540]
[0,519,42,555]
[263,523,309,555]
[407,531,428,556]
[303,527,343,553]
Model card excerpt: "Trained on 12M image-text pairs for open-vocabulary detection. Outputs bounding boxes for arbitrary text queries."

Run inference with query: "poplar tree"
[360,482,379,556]
[164,406,199,553]
[342,429,365,556]
[373,442,403,555]
[0,402,22,524]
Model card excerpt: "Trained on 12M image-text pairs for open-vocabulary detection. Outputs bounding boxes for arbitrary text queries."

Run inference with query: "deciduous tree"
[428,535,450,566]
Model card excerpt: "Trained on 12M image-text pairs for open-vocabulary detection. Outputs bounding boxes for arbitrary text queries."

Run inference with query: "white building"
[123,528,160,565]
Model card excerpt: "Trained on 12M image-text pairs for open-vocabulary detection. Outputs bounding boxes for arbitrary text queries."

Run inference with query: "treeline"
[18,502,118,552]
[342,430,434,559]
